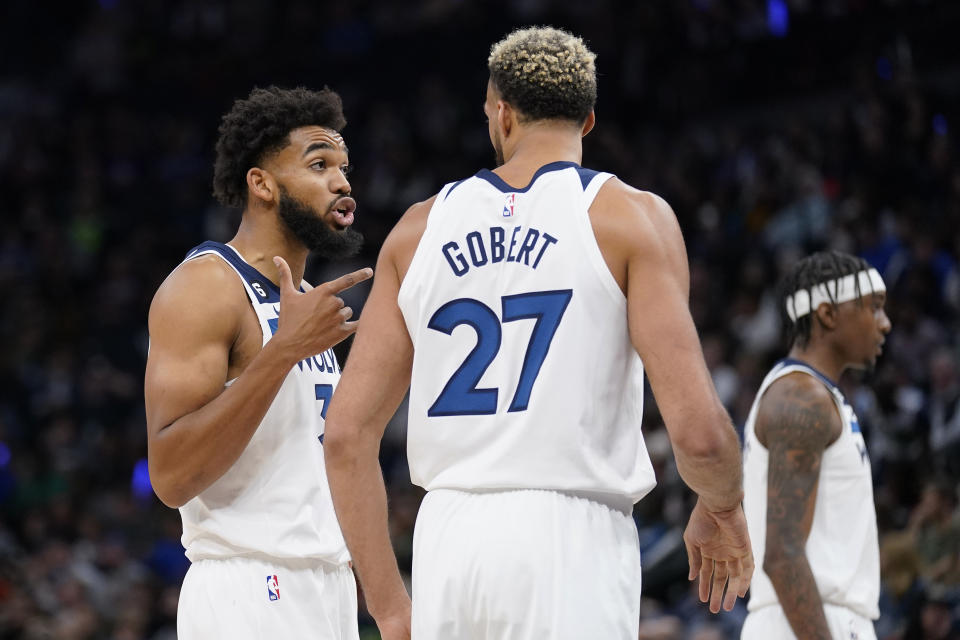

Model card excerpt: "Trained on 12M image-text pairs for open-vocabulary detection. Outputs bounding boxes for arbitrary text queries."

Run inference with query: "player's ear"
[497,99,513,138]
[247,167,275,205]
[813,302,838,331]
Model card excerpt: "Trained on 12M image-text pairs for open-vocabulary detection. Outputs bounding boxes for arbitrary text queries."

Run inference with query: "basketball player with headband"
[741,250,891,639]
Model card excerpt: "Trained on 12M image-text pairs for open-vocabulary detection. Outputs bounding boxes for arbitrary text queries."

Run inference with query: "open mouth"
[331,197,356,229]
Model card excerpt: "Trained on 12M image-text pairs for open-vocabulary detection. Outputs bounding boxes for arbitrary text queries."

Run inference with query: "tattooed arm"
[754,373,842,640]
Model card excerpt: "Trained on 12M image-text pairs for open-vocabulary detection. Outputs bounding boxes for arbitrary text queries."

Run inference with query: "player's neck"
[786,343,845,384]
[229,213,309,287]
[496,128,583,185]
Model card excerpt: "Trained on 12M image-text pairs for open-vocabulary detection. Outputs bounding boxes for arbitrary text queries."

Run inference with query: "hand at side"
[683,498,754,613]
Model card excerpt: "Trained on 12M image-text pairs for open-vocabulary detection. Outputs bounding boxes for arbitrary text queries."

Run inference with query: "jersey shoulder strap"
[184,241,280,305]
[767,358,848,427]
[182,241,279,345]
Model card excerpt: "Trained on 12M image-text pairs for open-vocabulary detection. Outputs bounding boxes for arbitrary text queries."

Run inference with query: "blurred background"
[1,0,959,638]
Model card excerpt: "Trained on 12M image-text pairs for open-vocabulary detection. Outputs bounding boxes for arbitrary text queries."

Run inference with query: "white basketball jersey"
[398,161,657,506]
[742,358,880,619]
[174,241,349,565]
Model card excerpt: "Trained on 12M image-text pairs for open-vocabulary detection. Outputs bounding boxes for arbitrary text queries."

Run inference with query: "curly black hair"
[213,86,346,208]
[779,250,873,349]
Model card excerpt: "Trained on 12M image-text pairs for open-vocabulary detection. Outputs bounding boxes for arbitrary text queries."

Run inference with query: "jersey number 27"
[427,289,572,417]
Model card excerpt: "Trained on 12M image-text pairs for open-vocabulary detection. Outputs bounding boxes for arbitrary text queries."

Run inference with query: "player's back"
[398,161,656,507]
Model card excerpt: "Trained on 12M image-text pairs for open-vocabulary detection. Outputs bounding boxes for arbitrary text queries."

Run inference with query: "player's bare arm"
[593,181,741,508]
[324,198,433,640]
[591,180,752,612]
[756,373,842,640]
[145,254,370,508]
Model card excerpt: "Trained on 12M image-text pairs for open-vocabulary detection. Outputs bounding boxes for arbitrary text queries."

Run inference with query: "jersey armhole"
[573,173,627,308]
[756,366,847,451]
[398,182,455,305]
[182,249,270,347]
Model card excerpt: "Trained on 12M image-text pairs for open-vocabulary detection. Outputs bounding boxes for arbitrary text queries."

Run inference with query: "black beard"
[277,187,363,259]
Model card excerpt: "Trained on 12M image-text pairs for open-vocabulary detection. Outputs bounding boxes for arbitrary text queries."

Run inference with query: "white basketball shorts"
[411,488,642,640]
[741,603,877,640]
[177,556,358,640]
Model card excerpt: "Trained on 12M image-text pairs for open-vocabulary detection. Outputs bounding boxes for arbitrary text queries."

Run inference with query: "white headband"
[785,268,886,321]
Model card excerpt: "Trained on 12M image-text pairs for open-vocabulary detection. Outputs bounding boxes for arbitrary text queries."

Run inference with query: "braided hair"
[779,250,873,349]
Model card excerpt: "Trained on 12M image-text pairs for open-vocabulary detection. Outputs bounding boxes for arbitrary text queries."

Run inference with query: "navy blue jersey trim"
[444,179,468,200]
[778,357,839,390]
[185,241,281,303]
[474,160,588,193]
[573,165,603,190]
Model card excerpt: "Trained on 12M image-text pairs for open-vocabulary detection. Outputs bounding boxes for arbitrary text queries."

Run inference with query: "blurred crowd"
[1,0,958,638]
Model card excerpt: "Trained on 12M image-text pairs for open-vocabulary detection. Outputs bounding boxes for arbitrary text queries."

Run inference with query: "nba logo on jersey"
[502,193,516,217]
[267,575,280,601]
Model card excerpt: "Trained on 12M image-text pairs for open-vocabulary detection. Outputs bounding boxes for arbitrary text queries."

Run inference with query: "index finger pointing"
[273,256,297,296]
[324,267,374,294]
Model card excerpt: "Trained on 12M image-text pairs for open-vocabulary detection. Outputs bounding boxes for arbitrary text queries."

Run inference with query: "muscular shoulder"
[756,372,843,449]
[148,254,246,345]
[385,195,437,283]
[590,178,687,293]
[593,179,680,239]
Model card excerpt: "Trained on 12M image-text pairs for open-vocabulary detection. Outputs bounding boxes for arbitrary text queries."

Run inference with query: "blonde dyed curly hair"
[487,26,597,124]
